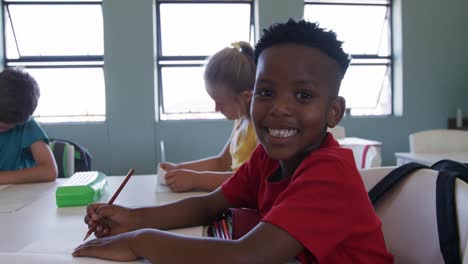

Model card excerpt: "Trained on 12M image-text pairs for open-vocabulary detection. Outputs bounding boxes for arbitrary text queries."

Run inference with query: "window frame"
[2,0,105,122]
[304,0,394,116]
[155,0,255,120]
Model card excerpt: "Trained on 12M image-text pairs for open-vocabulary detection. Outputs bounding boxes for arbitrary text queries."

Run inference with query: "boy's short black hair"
[0,67,40,124]
[254,19,351,76]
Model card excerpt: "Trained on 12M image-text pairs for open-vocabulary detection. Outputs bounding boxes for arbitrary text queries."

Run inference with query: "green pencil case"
[56,171,107,207]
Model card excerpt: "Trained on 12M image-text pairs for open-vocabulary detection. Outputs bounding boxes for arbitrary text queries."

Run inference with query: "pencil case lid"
[55,171,107,207]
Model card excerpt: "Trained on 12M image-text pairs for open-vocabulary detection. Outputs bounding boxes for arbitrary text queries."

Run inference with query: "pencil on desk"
[83,168,135,241]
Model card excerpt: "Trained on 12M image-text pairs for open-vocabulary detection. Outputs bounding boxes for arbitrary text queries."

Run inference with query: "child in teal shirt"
[0,68,57,184]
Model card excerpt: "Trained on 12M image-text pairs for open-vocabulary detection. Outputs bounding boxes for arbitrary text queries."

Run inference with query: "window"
[304,0,392,116]
[3,0,105,122]
[156,0,254,120]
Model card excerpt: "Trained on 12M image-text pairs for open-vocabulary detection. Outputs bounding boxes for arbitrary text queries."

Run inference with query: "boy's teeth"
[268,128,298,137]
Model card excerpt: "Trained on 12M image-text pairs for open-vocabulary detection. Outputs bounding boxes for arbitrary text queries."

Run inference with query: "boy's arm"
[138,188,232,229]
[76,189,304,263]
[0,140,57,184]
[132,222,303,264]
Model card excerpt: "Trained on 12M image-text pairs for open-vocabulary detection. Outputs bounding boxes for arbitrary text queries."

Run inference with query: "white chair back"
[360,167,468,263]
[410,129,468,153]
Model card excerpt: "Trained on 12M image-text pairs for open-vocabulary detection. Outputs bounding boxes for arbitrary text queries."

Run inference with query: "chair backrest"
[360,167,468,263]
[49,138,92,177]
[49,140,75,178]
[327,125,345,139]
[410,129,468,153]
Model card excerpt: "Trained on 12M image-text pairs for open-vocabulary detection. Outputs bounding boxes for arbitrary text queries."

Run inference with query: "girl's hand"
[73,230,139,261]
[165,169,200,192]
[159,162,178,172]
[85,203,141,238]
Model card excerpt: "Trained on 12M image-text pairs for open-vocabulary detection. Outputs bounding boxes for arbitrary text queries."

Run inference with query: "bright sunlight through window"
[3,0,104,123]
[156,1,254,120]
[304,0,392,116]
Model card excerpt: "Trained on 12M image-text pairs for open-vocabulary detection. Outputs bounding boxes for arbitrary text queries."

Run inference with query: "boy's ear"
[327,96,346,128]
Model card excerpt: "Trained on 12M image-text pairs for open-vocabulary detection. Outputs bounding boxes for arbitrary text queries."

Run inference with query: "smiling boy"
[73,19,393,263]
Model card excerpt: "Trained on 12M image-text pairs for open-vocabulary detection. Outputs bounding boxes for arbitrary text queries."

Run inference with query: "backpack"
[50,138,92,176]
[368,159,468,264]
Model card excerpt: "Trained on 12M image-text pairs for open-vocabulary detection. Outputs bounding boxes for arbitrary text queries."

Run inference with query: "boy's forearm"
[0,164,57,184]
[131,229,246,264]
[136,195,224,230]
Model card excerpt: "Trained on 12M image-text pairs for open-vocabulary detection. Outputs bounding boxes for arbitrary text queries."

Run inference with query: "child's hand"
[165,169,200,192]
[159,162,178,171]
[85,203,140,238]
[73,230,139,261]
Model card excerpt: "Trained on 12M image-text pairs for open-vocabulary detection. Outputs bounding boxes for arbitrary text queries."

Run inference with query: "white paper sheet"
[0,182,55,213]
[157,164,167,185]
[20,225,203,256]
[0,253,148,264]
[0,184,11,191]
[19,211,203,260]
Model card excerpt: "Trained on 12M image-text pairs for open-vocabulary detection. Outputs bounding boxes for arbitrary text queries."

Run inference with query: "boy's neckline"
[277,132,328,179]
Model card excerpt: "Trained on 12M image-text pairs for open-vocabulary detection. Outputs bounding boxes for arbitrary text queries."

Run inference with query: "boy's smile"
[251,43,345,166]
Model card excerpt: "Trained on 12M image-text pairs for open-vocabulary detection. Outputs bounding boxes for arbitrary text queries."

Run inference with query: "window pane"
[26,67,106,121]
[161,66,214,114]
[340,65,391,115]
[6,4,103,57]
[159,3,251,56]
[304,4,390,56]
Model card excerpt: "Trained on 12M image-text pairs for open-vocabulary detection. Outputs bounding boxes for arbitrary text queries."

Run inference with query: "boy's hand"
[165,169,200,192]
[85,203,141,238]
[73,230,138,261]
[159,162,178,171]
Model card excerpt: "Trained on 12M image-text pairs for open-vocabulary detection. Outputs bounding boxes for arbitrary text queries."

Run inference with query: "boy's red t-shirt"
[221,133,394,263]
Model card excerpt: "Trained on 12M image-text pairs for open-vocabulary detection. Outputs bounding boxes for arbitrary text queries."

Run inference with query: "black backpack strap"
[368,162,429,205]
[432,159,468,182]
[436,170,462,264]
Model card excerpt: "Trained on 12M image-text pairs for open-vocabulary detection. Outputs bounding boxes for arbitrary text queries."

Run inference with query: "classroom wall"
[35,0,468,175]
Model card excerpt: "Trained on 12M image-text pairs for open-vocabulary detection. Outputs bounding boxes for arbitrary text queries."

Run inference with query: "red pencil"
[83,168,135,241]
[221,218,231,240]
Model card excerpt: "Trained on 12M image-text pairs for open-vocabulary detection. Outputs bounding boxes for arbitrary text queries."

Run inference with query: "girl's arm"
[162,137,235,192]
[0,140,57,184]
[162,134,233,172]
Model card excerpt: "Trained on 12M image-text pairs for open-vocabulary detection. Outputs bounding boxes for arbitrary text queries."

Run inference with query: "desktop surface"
[0,175,207,262]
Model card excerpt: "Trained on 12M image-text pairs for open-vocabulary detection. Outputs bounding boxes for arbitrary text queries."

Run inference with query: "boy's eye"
[255,89,273,97]
[296,90,313,100]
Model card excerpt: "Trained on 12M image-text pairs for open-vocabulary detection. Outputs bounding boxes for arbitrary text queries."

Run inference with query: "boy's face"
[251,44,345,161]
[0,121,16,132]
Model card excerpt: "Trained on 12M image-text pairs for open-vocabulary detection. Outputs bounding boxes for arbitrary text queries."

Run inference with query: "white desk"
[0,175,207,263]
[395,152,468,166]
